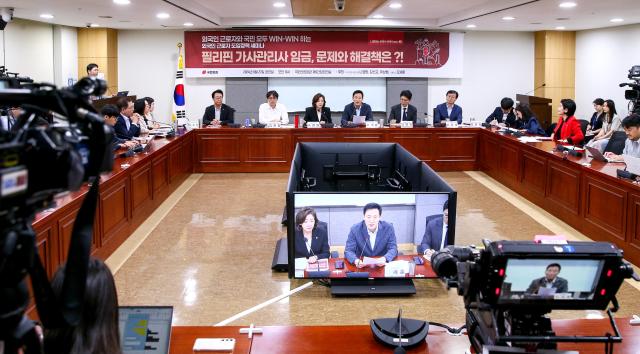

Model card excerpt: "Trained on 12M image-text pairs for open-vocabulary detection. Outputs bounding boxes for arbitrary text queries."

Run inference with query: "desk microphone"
[523,83,546,96]
[394,309,406,354]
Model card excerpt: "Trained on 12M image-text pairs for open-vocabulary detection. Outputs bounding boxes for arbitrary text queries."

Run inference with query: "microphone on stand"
[523,83,546,96]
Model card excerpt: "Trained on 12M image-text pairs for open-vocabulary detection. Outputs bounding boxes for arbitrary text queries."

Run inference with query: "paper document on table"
[362,256,379,265]
[294,257,308,270]
[384,260,411,277]
[518,136,541,143]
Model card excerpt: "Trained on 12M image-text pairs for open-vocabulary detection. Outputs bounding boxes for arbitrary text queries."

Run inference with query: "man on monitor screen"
[525,263,568,295]
[417,200,449,259]
[344,203,398,268]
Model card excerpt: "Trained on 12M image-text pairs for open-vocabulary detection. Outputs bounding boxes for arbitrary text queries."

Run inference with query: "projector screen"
[268,77,387,112]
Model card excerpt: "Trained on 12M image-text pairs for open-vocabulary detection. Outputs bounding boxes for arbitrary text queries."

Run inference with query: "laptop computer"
[119,306,173,354]
[623,154,640,175]
[585,146,622,163]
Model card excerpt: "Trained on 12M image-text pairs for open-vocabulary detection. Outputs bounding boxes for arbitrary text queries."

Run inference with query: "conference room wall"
[118,29,225,124]
[575,23,640,120]
[427,31,535,123]
[52,25,78,88]
[0,18,55,83]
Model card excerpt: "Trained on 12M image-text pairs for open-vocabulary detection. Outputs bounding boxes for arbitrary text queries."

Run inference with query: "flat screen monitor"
[288,192,454,279]
[498,258,604,304]
[119,306,173,354]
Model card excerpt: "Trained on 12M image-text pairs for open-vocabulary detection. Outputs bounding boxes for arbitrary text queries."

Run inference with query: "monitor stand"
[330,278,416,296]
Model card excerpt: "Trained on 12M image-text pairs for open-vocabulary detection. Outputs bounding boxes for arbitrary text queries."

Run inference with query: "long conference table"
[28,126,640,350]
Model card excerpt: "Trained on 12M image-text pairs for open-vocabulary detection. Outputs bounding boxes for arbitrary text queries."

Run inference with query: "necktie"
[402,108,407,122]
[8,117,14,130]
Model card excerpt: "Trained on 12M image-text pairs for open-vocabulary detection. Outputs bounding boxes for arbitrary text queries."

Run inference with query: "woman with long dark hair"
[45,258,121,354]
[293,207,330,262]
[514,103,545,135]
[587,99,619,152]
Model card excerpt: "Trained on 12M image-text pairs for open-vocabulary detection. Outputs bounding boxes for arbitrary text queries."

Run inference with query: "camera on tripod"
[430,240,639,354]
[620,65,640,114]
[1,72,114,353]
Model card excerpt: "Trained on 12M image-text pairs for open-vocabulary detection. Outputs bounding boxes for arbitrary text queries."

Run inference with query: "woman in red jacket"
[553,98,584,145]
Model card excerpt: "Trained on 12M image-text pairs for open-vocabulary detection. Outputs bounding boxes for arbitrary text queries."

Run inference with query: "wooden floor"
[110,172,640,327]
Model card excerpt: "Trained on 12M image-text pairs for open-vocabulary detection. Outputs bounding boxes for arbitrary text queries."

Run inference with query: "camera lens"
[431,249,458,278]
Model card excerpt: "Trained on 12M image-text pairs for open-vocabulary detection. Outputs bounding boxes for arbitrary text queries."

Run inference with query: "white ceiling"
[1,0,638,31]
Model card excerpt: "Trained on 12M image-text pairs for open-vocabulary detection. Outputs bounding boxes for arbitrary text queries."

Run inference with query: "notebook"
[119,306,173,354]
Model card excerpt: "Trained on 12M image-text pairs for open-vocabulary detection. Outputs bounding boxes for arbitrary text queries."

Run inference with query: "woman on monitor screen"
[294,207,330,262]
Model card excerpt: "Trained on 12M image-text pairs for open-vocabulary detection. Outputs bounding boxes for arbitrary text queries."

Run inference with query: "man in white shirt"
[258,90,288,124]
[604,113,640,161]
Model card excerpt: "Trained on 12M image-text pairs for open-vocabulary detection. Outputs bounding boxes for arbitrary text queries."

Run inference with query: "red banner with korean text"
[184,30,463,78]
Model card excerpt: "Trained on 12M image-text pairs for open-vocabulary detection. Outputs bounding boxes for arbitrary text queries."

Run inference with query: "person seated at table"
[114,97,140,139]
[203,89,235,126]
[101,104,137,151]
[486,97,516,127]
[293,207,330,262]
[45,258,121,353]
[344,203,398,268]
[417,200,449,260]
[552,98,584,145]
[303,93,332,124]
[133,98,160,134]
[515,103,545,135]
[586,98,605,137]
[341,90,373,126]
[388,90,417,124]
[586,99,620,152]
[604,113,640,162]
[434,90,463,125]
[258,90,289,124]
[525,263,568,295]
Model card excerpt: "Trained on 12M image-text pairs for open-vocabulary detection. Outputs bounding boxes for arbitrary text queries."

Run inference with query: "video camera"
[0,73,113,353]
[431,240,638,353]
[619,65,640,114]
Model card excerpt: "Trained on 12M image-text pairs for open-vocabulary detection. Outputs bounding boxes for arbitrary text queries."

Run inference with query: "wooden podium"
[516,94,552,129]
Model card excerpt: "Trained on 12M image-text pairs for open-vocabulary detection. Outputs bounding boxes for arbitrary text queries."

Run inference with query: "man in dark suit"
[486,97,517,127]
[417,200,448,259]
[341,90,373,126]
[113,97,140,140]
[344,203,398,267]
[101,104,137,151]
[202,89,235,126]
[389,90,418,124]
[525,263,569,294]
[434,90,463,125]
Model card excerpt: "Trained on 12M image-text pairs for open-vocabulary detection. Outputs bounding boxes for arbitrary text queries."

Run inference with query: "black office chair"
[546,122,557,137]
[603,131,627,155]
[579,119,589,137]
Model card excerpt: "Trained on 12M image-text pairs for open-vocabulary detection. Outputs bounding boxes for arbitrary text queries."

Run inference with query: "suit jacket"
[303,107,332,124]
[389,104,417,123]
[485,107,516,127]
[114,114,140,140]
[294,227,330,259]
[434,103,463,124]
[111,135,127,151]
[417,216,447,254]
[524,116,545,135]
[589,112,604,131]
[341,102,373,126]
[526,276,568,294]
[344,220,397,264]
[203,104,234,125]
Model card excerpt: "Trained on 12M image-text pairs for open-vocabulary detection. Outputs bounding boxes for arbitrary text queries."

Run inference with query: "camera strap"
[30,177,100,328]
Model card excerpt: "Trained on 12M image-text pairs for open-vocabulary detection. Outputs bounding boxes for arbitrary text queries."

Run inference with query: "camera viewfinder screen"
[499,258,603,302]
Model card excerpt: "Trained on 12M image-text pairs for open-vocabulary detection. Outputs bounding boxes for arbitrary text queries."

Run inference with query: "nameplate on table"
[400,121,413,128]
[266,122,282,128]
[469,121,483,127]
[306,122,321,129]
[445,121,459,128]
[365,121,381,128]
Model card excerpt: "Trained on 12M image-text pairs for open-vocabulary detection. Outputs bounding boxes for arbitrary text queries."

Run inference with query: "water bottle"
[294,114,299,128]
[245,117,251,128]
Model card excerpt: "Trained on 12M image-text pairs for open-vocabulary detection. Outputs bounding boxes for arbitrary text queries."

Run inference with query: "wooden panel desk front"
[169,318,640,354]
[302,255,437,278]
